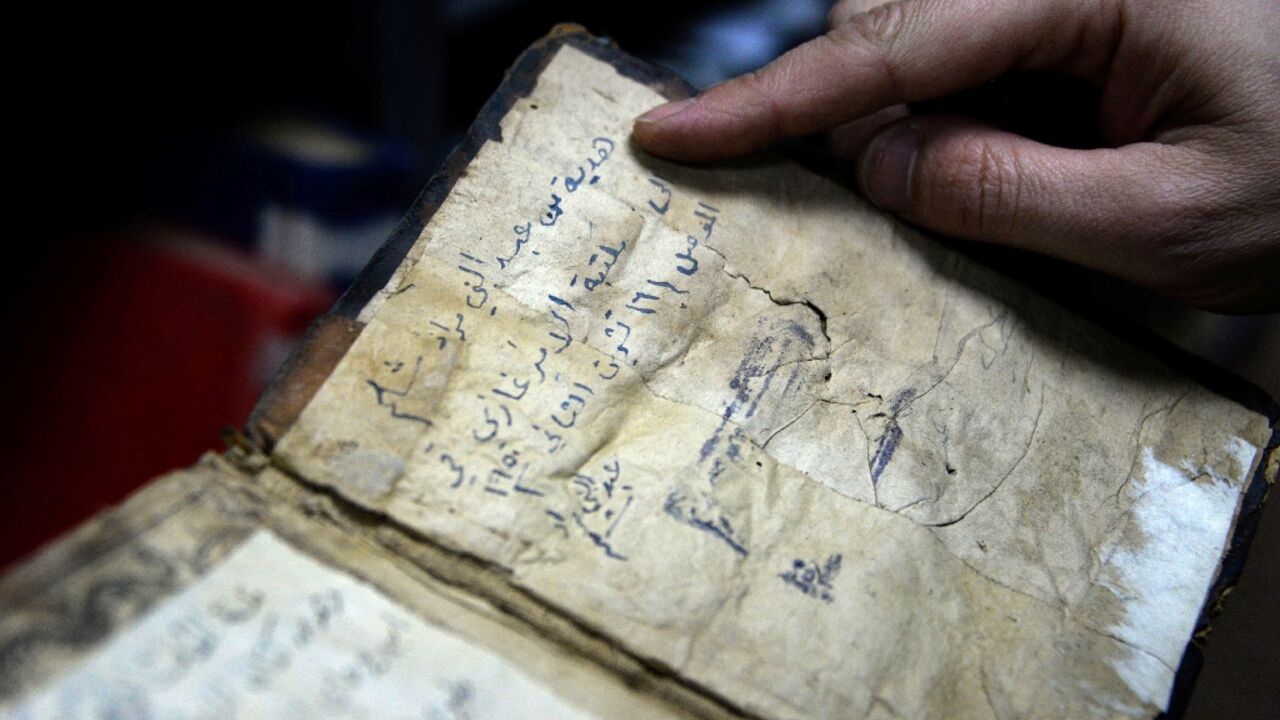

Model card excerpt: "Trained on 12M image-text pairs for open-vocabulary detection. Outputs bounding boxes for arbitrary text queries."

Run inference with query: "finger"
[634,0,1114,161]
[856,115,1211,288]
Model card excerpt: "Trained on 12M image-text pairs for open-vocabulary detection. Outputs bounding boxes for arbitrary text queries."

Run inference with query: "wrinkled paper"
[5,530,594,720]
[274,46,1272,719]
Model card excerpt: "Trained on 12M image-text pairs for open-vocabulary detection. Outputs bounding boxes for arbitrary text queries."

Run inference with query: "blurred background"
[4,1,1275,717]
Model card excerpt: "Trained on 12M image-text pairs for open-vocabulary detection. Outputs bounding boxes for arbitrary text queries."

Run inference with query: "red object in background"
[1,230,334,569]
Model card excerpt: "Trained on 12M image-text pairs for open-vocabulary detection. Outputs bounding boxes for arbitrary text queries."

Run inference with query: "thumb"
[856,116,1211,288]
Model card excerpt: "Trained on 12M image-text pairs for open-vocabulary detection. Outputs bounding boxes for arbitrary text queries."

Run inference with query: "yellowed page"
[274,45,1273,719]
[0,461,690,720]
[5,530,596,720]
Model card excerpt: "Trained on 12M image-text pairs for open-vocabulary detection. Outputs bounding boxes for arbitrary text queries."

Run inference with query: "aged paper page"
[5,530,593,720]
[274,44,1274,719]
[1,459,687,719]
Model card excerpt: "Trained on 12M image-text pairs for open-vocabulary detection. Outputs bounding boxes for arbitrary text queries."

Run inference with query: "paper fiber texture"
[5,529,595,720]
[271,44,1275,719]
[0,460,687,719]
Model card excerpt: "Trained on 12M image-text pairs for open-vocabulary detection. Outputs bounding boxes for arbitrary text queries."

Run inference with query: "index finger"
[633,0,1115,161]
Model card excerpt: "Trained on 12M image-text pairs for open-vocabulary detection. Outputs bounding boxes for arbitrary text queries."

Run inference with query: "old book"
[2,27,1276,720]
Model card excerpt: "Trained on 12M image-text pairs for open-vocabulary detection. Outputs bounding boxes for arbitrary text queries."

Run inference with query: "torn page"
[274,44,1274,719]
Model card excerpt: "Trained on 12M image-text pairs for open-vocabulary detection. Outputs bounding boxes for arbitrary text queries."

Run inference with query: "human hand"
[632,0,1280,312]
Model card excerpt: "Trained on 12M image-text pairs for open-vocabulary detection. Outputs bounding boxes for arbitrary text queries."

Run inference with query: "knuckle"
[827,0,858,28]
[847,1,909,49]
[828,2,908,94]
[827,0,889,29]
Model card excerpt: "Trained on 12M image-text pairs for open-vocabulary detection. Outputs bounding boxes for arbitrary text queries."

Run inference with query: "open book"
[3,27,1276,720]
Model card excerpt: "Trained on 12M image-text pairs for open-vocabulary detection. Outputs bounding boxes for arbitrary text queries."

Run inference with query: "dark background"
[4,1,1276,717]
[19,0,831,248]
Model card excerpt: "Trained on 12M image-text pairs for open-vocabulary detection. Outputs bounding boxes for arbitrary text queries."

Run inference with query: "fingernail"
[636,97,696,125]
[859,124,918,214]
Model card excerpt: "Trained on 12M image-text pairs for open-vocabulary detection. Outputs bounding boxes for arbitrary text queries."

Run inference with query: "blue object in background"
[148,117,418,291]
[653,0,831,88]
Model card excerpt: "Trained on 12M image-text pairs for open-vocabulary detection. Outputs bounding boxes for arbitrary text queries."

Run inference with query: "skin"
[632,0,1280,313]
